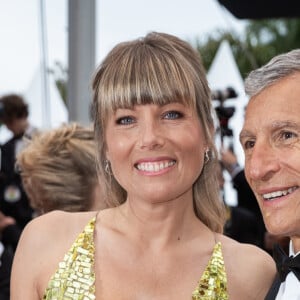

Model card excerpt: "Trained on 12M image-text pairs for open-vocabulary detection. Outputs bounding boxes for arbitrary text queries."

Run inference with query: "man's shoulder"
[1,137,15,148]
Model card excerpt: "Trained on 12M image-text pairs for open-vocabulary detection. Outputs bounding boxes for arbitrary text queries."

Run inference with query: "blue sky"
[0,0,247,94]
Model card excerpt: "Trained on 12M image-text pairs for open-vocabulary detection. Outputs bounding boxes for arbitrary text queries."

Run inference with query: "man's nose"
[246,141,280,181]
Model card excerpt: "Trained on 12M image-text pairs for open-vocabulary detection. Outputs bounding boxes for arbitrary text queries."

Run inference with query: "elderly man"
[240,49,300,299]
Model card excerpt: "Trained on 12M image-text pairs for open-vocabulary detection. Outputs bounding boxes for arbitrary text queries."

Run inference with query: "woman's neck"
[113,196,210,251]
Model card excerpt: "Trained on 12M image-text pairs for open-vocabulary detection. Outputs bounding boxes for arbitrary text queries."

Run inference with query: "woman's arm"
[10,210,95,300]
[10,217,43,299]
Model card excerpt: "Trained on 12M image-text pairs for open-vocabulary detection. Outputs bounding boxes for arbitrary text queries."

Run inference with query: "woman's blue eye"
[164,111,182,119]
[116,116,134,125]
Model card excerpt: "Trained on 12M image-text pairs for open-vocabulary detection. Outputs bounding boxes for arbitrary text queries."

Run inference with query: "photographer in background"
[212,87,267,248]
[212,86,289,254]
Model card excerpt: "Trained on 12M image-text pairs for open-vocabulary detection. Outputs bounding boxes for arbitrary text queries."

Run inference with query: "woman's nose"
[138,121,164,150]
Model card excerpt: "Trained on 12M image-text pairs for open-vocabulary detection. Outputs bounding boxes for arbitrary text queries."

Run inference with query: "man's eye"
[116,116,134,125]
[281,131,297,140]
[244,140,255,150]
[163,111,183,119]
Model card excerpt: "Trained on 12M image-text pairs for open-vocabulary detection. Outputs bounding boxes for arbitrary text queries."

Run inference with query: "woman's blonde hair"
[16,123,99,213]
[91,32,226,232]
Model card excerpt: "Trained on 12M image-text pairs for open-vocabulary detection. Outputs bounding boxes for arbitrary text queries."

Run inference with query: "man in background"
[0,94,36,229]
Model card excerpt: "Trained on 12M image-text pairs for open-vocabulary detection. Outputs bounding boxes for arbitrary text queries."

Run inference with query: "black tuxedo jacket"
[232,170,266,249]
[265,274,281,300]
[0,135,33,228]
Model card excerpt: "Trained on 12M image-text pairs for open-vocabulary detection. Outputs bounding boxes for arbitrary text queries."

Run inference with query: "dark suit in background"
[0,134,33,229]
[232,169,266,249]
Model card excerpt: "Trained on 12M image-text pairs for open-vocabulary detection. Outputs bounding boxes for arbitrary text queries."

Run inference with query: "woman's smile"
[135,159,176,173]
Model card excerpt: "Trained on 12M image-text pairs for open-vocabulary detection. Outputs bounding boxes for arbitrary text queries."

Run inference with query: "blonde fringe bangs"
[96,43,198,119]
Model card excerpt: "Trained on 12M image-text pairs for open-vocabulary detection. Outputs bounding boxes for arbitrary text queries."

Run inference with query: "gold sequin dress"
[192,242,228,300]
[43,218,228,300]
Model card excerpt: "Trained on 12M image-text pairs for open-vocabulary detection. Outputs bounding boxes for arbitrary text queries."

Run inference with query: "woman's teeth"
[136,160,175,172]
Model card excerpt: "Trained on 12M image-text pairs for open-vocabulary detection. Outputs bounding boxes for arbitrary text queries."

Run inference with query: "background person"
[11,32,275,300]
[0,211,20,300]
[16,122,105,215]
[240,48,300,299]
[0,94,36,299]
[0,94,37,229]
[5,123,104,299]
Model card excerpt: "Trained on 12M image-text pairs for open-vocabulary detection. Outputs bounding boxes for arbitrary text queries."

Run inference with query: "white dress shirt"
[0,242,4,267]
[276,241,300,300]
[15,124,38,157]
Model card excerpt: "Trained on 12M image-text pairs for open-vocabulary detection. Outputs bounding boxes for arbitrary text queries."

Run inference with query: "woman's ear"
[105,148,110,162]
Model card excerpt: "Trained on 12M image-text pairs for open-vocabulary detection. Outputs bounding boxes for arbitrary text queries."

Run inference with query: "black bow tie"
[273,243,300,282]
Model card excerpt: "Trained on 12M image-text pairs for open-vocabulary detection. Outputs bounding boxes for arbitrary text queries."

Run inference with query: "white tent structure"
[24,66,68,129]
[207,40,249,206]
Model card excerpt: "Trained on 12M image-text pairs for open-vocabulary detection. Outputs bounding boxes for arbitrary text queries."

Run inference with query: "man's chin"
[264,221,290,238]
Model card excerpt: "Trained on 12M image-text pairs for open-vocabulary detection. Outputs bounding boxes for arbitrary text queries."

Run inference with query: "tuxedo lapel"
[265,274,281,300]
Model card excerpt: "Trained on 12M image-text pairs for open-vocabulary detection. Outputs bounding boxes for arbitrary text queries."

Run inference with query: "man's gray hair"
[245,48,300,97]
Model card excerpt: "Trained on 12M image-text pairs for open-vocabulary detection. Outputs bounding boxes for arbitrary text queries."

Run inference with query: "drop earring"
[204,148,210,164]
[104,159,112,175]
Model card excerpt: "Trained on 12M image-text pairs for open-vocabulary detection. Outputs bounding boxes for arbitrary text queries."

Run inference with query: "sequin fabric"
[43,218,227,300]
[43,217,96,300]
[192,242,228,300]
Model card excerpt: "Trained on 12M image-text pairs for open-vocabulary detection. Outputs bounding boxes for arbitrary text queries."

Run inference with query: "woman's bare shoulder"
[219,233,273,260]
[11,210,98,299]
[21,210,96,240]
[15,210,96,259]
[218,234,276,299]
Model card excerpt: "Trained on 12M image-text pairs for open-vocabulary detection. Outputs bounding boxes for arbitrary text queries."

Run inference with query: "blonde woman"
[16,123,104,214]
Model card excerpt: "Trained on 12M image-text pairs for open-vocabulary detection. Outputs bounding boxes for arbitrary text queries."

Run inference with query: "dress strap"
[43,216,96,299]
[192,241,228,300]
[93,210,102,241]
[213,232,218,244]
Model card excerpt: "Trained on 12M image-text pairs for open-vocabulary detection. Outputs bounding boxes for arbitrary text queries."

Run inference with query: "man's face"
[5,117,27,135]
[240,73,300,239]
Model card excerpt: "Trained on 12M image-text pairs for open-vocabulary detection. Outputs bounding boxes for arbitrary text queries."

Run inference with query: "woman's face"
[105,102,207,203]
